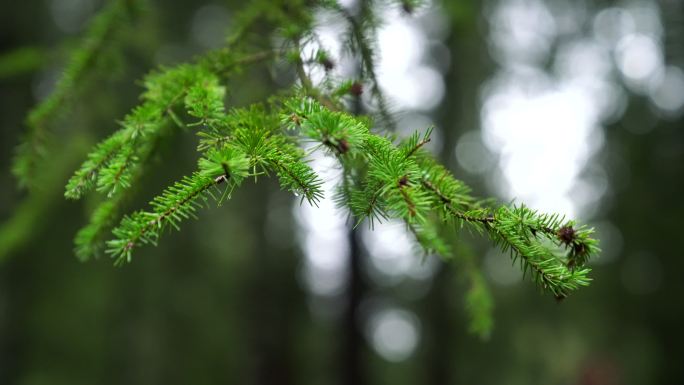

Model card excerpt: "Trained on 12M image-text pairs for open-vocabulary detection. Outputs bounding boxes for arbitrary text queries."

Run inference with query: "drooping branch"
[13,0,140,188]
[107,145,251,264]
[283,97,599,298]
[51,0,601,331]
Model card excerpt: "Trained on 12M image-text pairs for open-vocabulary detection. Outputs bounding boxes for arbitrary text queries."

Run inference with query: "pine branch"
[107,173,218,264]
[69,0,311,260]
[65,65,222,199]
[488,205,593,299]
[325,1,395,128]
[74,198,122,261]
[13,0,139,189]
[47,0,601,329]
[104,98,328,261]
[463,266,494,338]
[268,153,325,205]
[401,127,433,159]
[282,97,599,298]
[107,146,249,264]
[73,125,169,261]
[65,130,126,199]
[407,221,450,257]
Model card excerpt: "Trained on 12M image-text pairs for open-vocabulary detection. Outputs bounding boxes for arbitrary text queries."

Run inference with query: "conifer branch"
[73,126,169,261]
[13,0,139,188]
[402,127,433,159]
[282,97,599,298]
[420,179,492,224]
[108,173,218,265]
[268,154,324,205]
[455,240,494,339]
[66,66,219,199]
[107,146,250,264]
[93,86,598,299]
[64,131,126,199]
[74,199,122,261]
[325,1,395,127]
[46,0,602,332]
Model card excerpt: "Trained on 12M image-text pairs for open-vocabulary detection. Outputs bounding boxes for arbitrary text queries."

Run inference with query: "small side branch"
[404,137,431,159]
[421,179,493,224]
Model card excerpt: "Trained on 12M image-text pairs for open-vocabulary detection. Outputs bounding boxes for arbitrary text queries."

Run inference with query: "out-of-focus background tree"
[1,0,683,384]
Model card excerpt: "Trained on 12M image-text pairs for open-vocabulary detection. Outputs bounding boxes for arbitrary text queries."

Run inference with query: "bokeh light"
[366,307,421,362]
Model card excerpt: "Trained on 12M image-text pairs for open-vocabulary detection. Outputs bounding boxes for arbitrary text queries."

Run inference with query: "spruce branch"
[73,130,167,261]
[281,97,599,298]
[74,199,122,261]
[454,239,495,339]
[104,99,327,261]
[13,0,139,188]
[488,205,593,298]
[70,54,268,256]
[65,65,224,199]
[51,0,601,321]
[107,146,249,264]
[420,179,490,225]
[68,0,303,256]
[268,154,325,205]
[465,270,494,338]
[324,0,395,128]
[401,126,433,159]
[407,221,450,257]
[65,130,126,199]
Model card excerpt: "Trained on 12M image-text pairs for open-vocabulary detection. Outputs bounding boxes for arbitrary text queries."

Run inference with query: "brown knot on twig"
[557,226,576,244]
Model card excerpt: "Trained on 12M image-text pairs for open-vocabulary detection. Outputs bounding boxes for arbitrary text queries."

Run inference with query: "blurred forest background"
[1,0,683,384]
